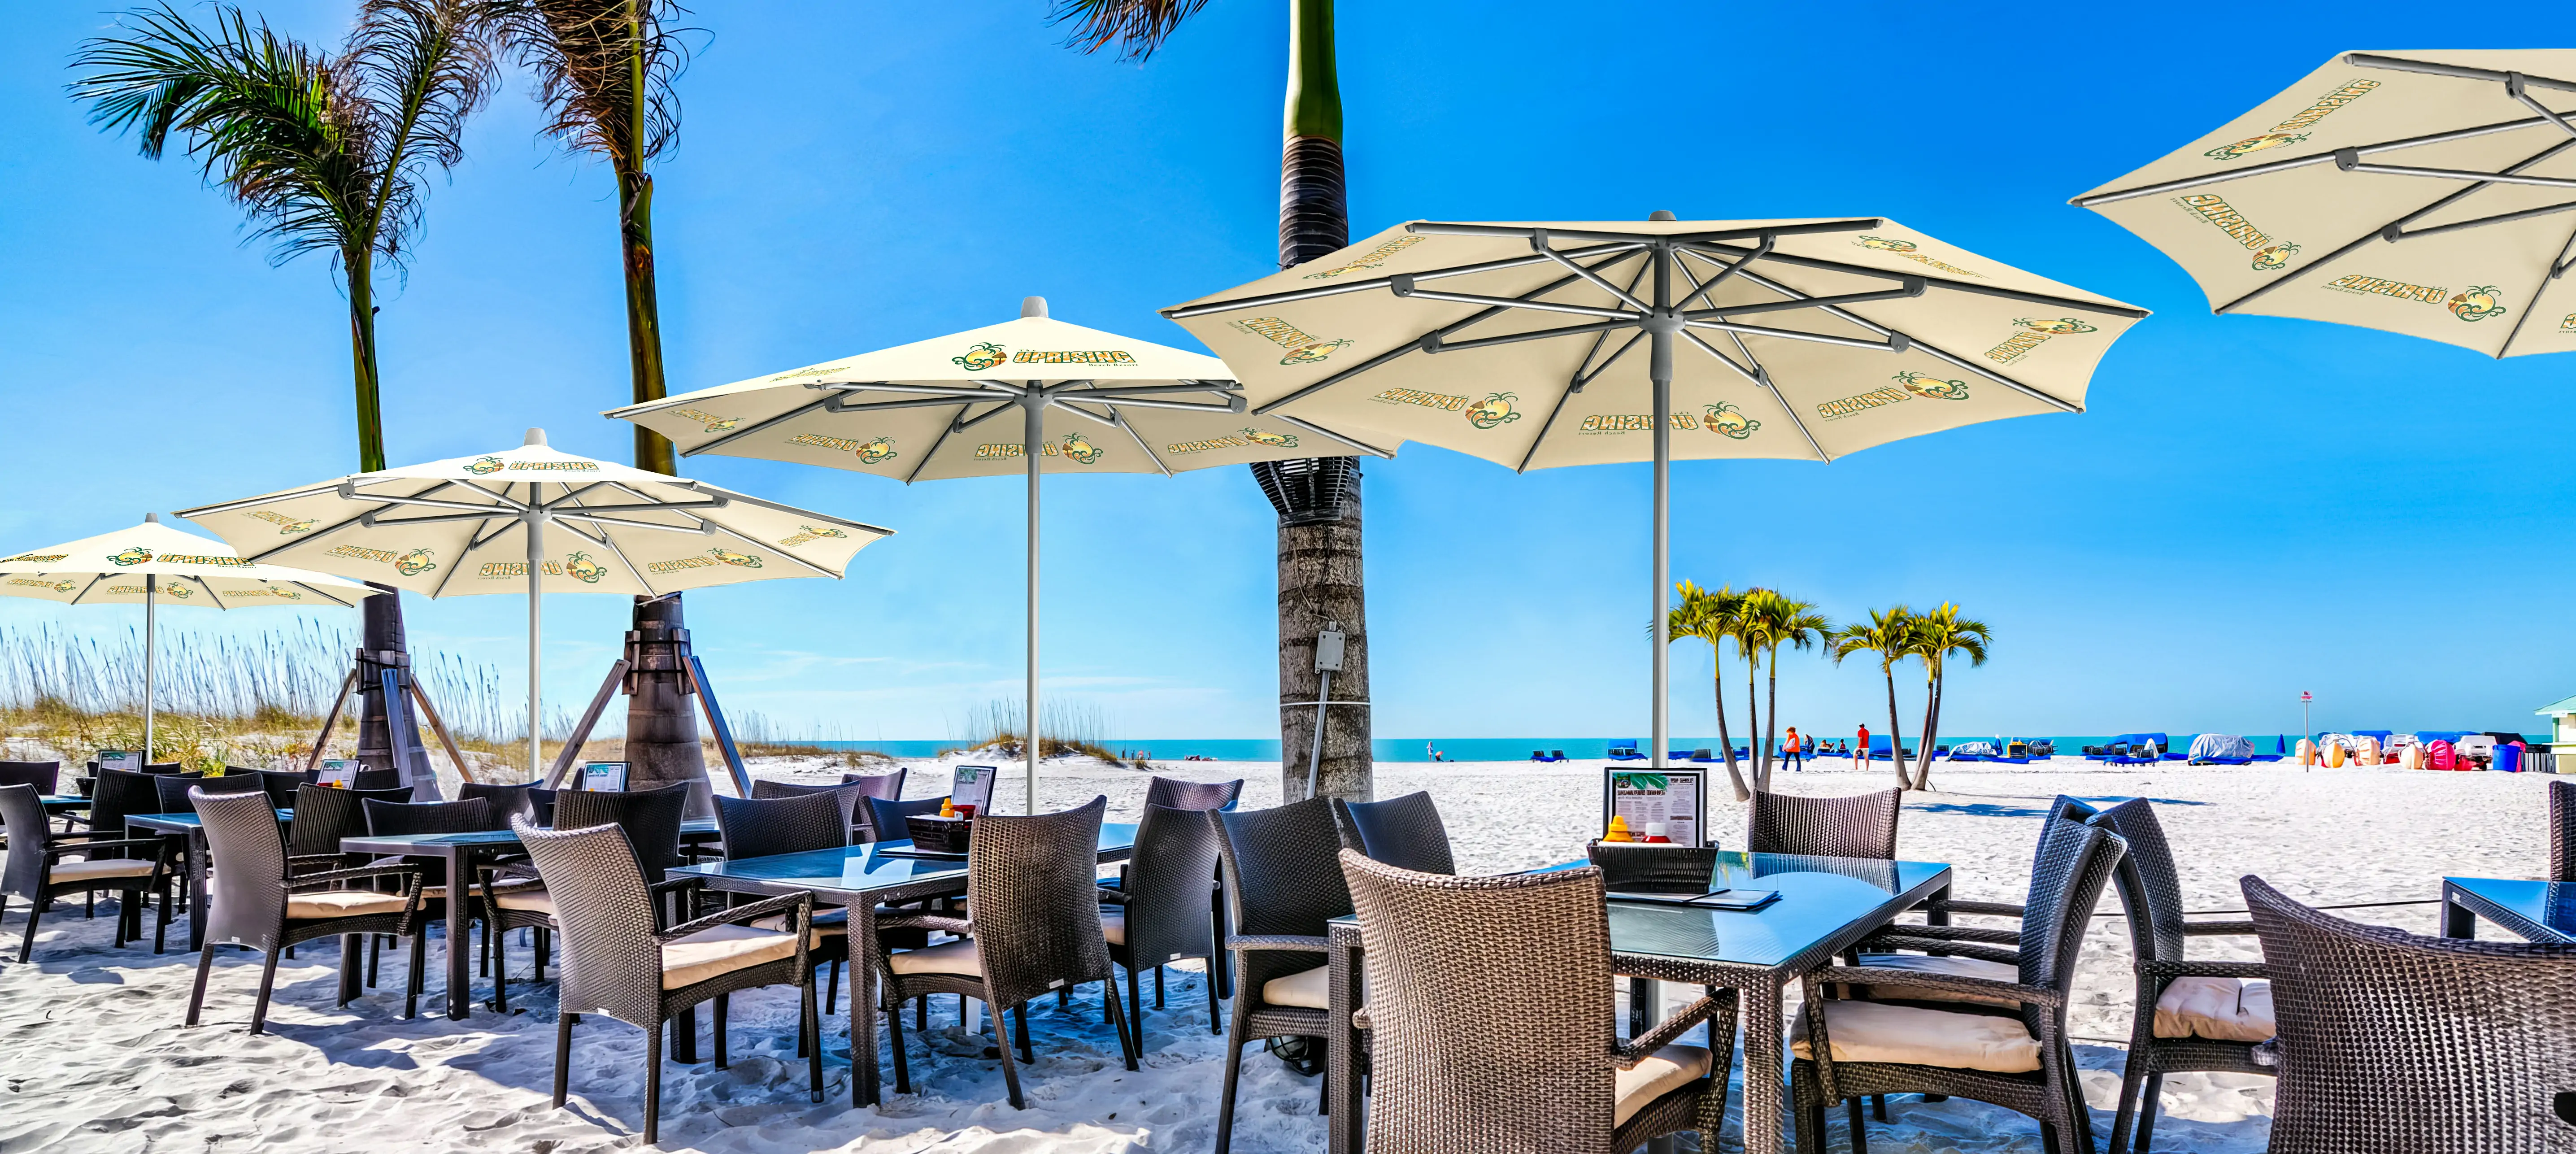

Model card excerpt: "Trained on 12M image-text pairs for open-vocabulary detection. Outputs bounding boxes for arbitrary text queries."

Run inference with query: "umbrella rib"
[550,512,660,596]
[1681,329,1830,462]
[1267,413,1397,458]
[236,479,468,564]
[2215,137,2576,314]
[683,395,838,457]
[814,381,1008,398]
[1730,267,2081,413]
[1074,381,1242,398]
[1683,281,1924,319]
[1408,218,1882,246]
[2389,197,2576,241]
[2498,219,2576,357]
[702,518,839,579]
[1431,317,1636,354]
[174,480,351,518]
[2349,52,2576,96]
[2068,112,2573,206]
[1081,396,1244,414]
[1533,233,1651,311]
[902,408,967,484]
[187,574,225,610]
[288,580,361,607]
[1053,400,1123,427]
[64,573,108,606]
[1687,241,2147,319]
[1161,240,1638,319]
[827,393,1006,416]
[1515,324,1647,473]
[1108,413,1175,477]
[1388,281,1638,320]
[1680,318,1902,352]
[668,481,896,536]
[1676,235,1771,310]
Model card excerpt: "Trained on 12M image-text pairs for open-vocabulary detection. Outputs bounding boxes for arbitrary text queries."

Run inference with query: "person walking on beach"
[1857,722,1871,763]
[1783,727,1805,771]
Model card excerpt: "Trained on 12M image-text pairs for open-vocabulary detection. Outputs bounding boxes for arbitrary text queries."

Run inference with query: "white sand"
[0,754,2553,1152]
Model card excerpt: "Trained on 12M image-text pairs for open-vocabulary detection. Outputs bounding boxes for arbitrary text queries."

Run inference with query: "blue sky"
[2,3,2566,744]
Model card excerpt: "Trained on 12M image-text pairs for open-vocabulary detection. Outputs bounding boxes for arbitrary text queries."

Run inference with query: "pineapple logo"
[564,552,606,584]
[464,455,505,475]
[2013,317,2097,335]
[672,407,739,432]
[1854,236,1918,253]
[265,586,303,601]
[109,547,153,567]
[48,580,77,593]
[952,342,1009,372]
[1059,433,1105,465]
[799,525,847,539]
[2206,131,2306,161]
[1703,402,1758,440]
[855,436,898,464]
[393,548,438,576]
[2448,286,2507,322]
[1463,392,1524,429]
[1241,427,1299,449]
[709,548,763,568]
[1893,371,1971,401]
[2251,243,2299,271]
[164,583,193,600]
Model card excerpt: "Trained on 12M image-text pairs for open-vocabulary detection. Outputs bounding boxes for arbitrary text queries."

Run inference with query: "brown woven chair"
[2086,798,2272,1154]
[154,771,266,813]
[1212,795,1355,1154]
[0,783,173,960]
[715,791,857,1023]
[871,795,1136,1109]
[751,779,874,842]
[253,769,310,810]
[460,781,540,825]
[556,783,692,881]
[843,767,908,797]
[864,794,949,845]
[2551,778,2574,883]
[0,761,61,793]
[481,784,691,1010]
[75,767,163,843]
[285,784,412,864]
[514,817,820,1145]
[1747,787,1902,858]
[1101,802,1226,1036]
[2244,873,2576,1153]
[1331,791,1456,875]
[1144,775,1243,811]
[1340,850,1737,1153]
[1790,815,2125,1154]
[184,787,426,1031]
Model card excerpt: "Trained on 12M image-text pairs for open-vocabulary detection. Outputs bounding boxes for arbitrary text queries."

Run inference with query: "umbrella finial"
[1648,209,1676,222]
[1021,296,1048,319]
[524,428,548,446]
[144,512,161,523]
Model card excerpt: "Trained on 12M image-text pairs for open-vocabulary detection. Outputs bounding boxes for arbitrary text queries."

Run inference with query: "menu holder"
[950,765,996,814]
[96,749,142,775]
[315,759,357,788]
[579,762,630,792]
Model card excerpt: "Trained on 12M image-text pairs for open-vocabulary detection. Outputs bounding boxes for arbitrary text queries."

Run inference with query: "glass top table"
[1323,850,1955,1154]
[2440,876,2576,944]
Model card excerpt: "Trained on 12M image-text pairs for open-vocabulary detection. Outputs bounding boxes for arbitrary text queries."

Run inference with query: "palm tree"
[491,0,703,789]
[1062,0,1373,803]
[1668,581,1749,801]
[1906,603,1991,792]
[1739,591,1826,791]
[73,0,499,786]
[1830,606,1919,789]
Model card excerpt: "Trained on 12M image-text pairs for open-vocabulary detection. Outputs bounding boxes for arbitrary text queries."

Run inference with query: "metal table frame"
[2440,876,2575,944]
[1324,854,1953,1154]
[670,825,1137,1108]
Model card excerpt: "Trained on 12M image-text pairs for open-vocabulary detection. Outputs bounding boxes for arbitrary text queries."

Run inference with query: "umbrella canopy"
[2074,50,2576,356]
[1163,214,2146,770]
[177,430,892,775]
[0,514,378,761]
[606,298,1387,811]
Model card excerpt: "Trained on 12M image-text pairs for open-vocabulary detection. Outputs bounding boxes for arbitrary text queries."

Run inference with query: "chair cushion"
[1790,999,2041,1073]
[286,890,411,919]
[2153,975,2276,1042]
[49,858,155,883]
[663,923,799,989]
[886,937,981,977]
[752,906,848,943]
[1854,953,2022,1007]
[1101,908,1125,945]
[1263,964,1329,1010]
[1614,1044,1713,1127]
[492,887,556,916]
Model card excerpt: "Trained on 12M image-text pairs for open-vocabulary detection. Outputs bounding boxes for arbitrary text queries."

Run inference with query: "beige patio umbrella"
[606,297,1388,811]
[0,514,379,762]
[1163,213,2146,771]
[175,430,893,776]
[2073,50,2576,355]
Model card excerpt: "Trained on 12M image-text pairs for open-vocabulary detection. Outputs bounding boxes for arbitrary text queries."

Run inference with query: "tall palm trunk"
[1263,0,1369,803]
[1762,640,1782,781]
[343,254,431,787]
[1712,646,1747,801]
[1912,664,1941,791]
[1880,661,1909,788]
[1745,648,1764,792]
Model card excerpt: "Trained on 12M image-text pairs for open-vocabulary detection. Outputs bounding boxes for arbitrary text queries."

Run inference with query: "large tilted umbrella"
[176,430,892,776]
[0,514,378,761]
[2074,50,2576,355]
[1164,214,2146,769]
[606,297,1387,811]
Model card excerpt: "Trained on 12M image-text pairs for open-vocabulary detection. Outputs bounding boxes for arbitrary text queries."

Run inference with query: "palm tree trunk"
[1912,663,1941,791]
[1712,650,1748,801]
[1881,661,1908,789]
[1762,641,1781,782]
[1266,0,1369,804]
[342,258,434,793]
[1745,648,1764,793]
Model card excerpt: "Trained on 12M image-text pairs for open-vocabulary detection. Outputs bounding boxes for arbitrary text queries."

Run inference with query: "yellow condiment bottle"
[939,797,957,819]
[1602,814,1635,842]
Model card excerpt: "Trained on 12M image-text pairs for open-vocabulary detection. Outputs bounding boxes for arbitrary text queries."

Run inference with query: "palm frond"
[1052,0,1208,61]
[490,0,693,165]
[347,0,503,261]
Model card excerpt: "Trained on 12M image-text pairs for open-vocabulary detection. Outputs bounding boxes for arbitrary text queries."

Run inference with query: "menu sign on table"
[316,759,356,788]
[581,762,631,792]
[96,749,141,774]
[951,765,995,813]
[1602,769,1706,847]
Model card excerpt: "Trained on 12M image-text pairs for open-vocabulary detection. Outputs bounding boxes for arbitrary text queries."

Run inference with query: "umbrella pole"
[1649,244,1673,775]
[144,574,157,764]
[527,513,544,779]
[1024,396,1041,815]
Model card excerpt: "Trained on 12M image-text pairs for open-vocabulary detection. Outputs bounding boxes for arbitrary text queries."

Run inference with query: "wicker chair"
[714,791,858,1021]
[1331,791,1456,875]
[1747,787,1902,858]
[1340,850,1737,1154]
[348,768,401,791]
[514,817,820,1145]
[557,783,692,882]
[78,768,165,843]
[844,768,908,797]
[1144,776,1243,812]
[143,762,186,775]
[0,784,173,960]
[285,784,413,865]
[1585,842,1721,890]
[2244,873,2576,1153]
[2084,798,2273,1154]
[461,781,541,825]
[871,795,1136,1109]
[155,771,267,813]
[185,787,426,1031]
[1790,815,2125,1154]
[1212,795,1357,1154]
[2551,778,2573,883]
[750,779,874,841]
[1101,802,1226,1036]
[864,794,949,845]
[0,761,60,793]
[253,769,311,810]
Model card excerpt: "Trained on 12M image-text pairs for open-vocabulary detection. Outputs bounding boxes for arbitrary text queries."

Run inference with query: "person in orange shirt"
[1783,727,1805,771]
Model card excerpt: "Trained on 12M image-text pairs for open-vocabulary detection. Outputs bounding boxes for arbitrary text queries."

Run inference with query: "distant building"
[2532,694,2576,772]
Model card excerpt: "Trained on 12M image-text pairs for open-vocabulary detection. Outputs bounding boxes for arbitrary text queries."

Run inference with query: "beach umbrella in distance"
[606,297,1391,812]
[175,430,892,783]
[1162,214,2146,772]
[0,514,379,762]
[2073,50,2576,356]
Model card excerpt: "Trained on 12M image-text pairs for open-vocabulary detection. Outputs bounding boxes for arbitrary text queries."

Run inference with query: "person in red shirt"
[1858,723,1871,763]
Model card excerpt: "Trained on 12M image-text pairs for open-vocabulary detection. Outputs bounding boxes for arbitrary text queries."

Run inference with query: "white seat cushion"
[50,858,155,883]
[751,906,848,943]
[662,924,798,989]
[2153,976,2276,1042]
[1101,908,1125,945]
[1790,1000,2041,1073]
[1263,964,1330,1009]
[286,890,411,919]
[887,937,982,976]
[1615,1044,1713,1127]
[492,887,556,916]
[1854,953,2023,1007]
